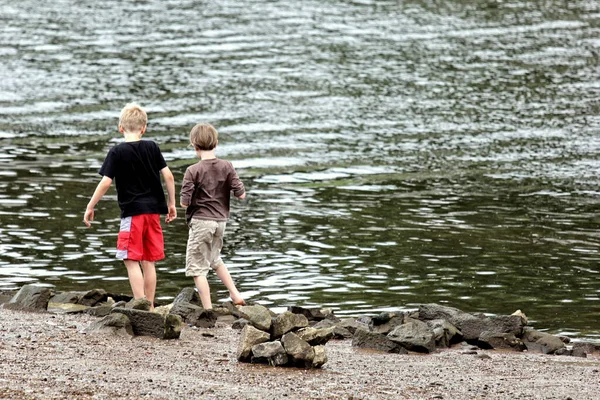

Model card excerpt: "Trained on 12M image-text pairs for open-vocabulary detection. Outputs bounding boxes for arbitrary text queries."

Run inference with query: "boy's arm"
[83,176,113,227]
[229,163,246,199]
[160,166,177,223]
[180,168,194,208]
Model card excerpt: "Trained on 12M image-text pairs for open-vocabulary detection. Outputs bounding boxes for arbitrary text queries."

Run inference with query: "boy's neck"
[198,149,216,160]
[123,131,142,142]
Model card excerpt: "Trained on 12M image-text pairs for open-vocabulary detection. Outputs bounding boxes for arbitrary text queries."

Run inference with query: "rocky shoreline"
[1,286,599,399]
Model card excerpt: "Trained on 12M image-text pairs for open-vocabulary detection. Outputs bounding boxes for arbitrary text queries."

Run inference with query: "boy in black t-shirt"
[83,103,176,311]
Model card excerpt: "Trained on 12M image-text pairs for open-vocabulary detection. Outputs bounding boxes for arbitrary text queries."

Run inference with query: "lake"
[1,0,599,339]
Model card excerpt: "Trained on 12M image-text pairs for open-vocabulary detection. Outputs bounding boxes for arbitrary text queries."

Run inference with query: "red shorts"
[116,214,164,261]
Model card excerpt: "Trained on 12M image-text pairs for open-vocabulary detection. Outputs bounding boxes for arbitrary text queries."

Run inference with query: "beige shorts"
[185,219,226,277]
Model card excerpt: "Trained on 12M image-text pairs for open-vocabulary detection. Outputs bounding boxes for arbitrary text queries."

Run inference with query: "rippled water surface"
[1,0,600,338]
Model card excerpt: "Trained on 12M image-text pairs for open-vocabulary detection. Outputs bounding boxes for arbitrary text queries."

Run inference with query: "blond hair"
[119,103,147,133]
[190,123,218,151]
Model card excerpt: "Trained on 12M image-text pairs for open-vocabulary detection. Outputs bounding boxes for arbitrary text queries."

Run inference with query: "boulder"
[522,330,565,354]
[387,319,436,353]
[84,304,113,318]
[125,298,152,311]
[173,287,202,306]
[418,304,524,341]
[288,306,336,322]
[51,291,84,304]
[478,332,526,352]
[426,319,463,348]
[111,307,182,339]
[571,342,600,358]
[295,326,335,346]
[271,311,309,338]
[169,301,217,328]
[82,313,134,338]
[237,325,271,362]
[338,318,370,335]
[370,312,405,335]
[312,345,328,368]
[4,284,52,312]
[78,289,108,307]
[352,328,407,354]
[313,319,353,339]
[281,332,315,365]
[251,341,288,365]
[238,305,272,332]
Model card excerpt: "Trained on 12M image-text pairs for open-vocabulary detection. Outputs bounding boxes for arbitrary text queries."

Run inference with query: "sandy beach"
[0,307,599,400]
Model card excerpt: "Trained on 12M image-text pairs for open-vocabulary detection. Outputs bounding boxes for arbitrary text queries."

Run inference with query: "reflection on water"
[1,0,600,339]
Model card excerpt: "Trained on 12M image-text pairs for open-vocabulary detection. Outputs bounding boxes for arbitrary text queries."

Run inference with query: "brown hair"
[190,123,218,151]
[119,103,147,133]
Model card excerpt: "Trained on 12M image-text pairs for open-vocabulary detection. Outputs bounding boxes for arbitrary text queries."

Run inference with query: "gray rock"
[232,318,250,330]
[47,302,89,314]
[237,325,271,362]
[78,289,108,307]
[295,326,335,346]
[169,301,217,328]
[252,340,286,359]
[418,304,524,341]
[51,291,84,304]
[338,318,370,335]
[4,284,52,312]
[281,332,315,365]
[312,345,327,368]
[478,331,526,352]
[426,319,463,348]
[85,305,113,318]
[173,287,202,306]
[271,311,309,338]
[522,330,565,354]
[288,306,336,322]
[238,305,272,332]
[571,341,599,357]
[270,352,289,367]
[370,313,405,335]
[352,328,407,354]
[82,313,134,338]
[387,319,436,353]
[125,298,152,311]
[111,307,182,339]
[312,319,353,339]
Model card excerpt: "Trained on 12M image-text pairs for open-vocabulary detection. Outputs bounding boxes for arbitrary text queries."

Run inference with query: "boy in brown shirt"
[180,123,246,309]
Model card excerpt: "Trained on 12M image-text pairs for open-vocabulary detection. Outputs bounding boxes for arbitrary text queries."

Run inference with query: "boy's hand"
[166,205,177,224]
[83,207,94,227]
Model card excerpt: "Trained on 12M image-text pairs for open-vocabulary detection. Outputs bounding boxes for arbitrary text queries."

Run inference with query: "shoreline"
[1,305,599,399]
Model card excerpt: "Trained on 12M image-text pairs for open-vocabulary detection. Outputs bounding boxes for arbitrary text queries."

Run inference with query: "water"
[1,0,600,339]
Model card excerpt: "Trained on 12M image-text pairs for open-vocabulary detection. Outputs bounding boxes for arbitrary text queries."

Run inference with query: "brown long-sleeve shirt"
[180,158,245,225]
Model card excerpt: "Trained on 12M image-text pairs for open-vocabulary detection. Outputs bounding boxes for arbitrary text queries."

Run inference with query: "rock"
[522,330,566,354]
[312,345,327,368]
[232,318,250,330]
[287,306,336,322]
[238,305,272,332]
[426,319,463,348]
[478,332,526,352]
[51,291,84,304]
[338,318,370,335]
[295,326,335,346]
[153,303,174,316]
[222,301,244,318]
[418,304,525,342]
[237,325,271,362]
[555,348,573,356]
[111,307,182,339]
[511,309,528,325]
[173,287,202,306]
[4,284,52,312]
[78,289,108,307]
[370,313,405,335]
[169,302,217,328]
[312,319,353,339]
[82,313,134,338]
[85,304,113,318]
[387,319,436,353]
[251,341,289,365]
[281,332,315,365]
[352,328,407,354]
[271,311,309,338]
[47,302,89,314]
[571,342,599,357]
[125,298,152,311]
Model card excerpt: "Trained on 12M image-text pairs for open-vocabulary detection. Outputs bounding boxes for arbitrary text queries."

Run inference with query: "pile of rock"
[234,305,334,368]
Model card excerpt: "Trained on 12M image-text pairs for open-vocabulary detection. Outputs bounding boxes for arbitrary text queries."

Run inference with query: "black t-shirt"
[99,140,168,218]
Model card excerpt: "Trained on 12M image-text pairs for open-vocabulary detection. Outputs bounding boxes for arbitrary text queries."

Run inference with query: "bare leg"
[140,261,156,311]
[193,275,212,309]
[215,264,245,305]
[124,260,145,299]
